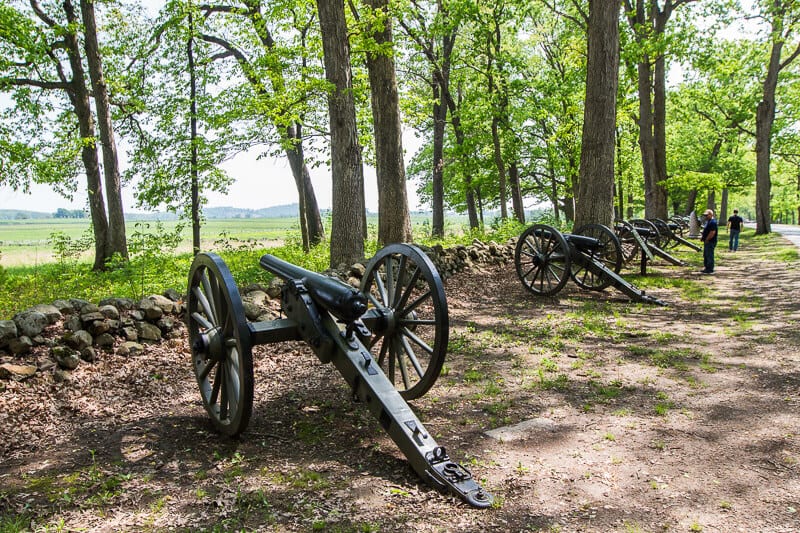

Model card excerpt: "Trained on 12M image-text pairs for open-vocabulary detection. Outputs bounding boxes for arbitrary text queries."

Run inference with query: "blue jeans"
[729,230,740,251]
[703,240,716,272]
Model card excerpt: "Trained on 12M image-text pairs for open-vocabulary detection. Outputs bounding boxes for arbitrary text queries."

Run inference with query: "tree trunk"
[286,124,325,249]
[636,59,665,220]
[488,18,508,221]
[447,102,479,228]
[573,0,619,230]
[755,36,783,234]
[684,189,698,216]
[652,52,669,218]
[720,188,728,223]
[509,161,524,224]
[625,0,677,221]
[63,0,110,270]
[317,0,365,267]
[706,190,715,212]
[364,0,412,245]
[431,79,446,238]
[491,117,508,220]
[80,0,127,259]
[188,14,200,255]
[615,129,624,220]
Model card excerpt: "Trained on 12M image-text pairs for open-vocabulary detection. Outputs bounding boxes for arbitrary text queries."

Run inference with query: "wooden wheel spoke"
[398,332,426,379]
[200,272,219,325]
[191,311,214,332]
[198,357,217,381]
[393,337,412,391]
[372,269,389,306]
[391,255,409,309]
[401,317,436,327]
[210,364,222,406]
[395,266,422,312]
[193,285,217,327]
[400,326,434,357]
[398,288,430,318]
[385,256,397,305]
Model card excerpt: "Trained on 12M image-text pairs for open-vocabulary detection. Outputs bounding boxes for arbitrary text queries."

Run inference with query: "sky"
[0,125,424,214]
[0,0,423,215]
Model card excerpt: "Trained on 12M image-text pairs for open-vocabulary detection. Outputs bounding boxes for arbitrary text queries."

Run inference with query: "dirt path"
[1,232,798,532]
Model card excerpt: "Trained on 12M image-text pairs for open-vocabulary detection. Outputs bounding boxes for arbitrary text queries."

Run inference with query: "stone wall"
[0,240,514,382]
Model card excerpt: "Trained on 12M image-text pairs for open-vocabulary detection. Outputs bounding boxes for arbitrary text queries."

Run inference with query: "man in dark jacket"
[700,209,718,274]
[727,209,744,251]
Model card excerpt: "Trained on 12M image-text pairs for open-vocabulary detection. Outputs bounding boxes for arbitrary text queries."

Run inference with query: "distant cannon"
[514,223,666,305]
[186,244,493,508]
[615,220,688,272]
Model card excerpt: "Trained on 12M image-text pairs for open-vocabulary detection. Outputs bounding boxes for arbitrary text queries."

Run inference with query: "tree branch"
[28,0,57,27]
[1,77,70,90]
[779,40,800,70]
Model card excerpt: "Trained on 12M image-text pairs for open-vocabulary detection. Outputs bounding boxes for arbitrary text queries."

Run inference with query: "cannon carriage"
[187,243,493,508]
[614,219,693,271]
[514,223,666,305]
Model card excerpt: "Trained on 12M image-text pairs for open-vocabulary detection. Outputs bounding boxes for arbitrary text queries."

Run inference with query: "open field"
[0,217,303,267]
[0,214,466,267]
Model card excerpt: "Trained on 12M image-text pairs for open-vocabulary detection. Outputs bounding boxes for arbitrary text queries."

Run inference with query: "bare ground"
[1,233,799,532]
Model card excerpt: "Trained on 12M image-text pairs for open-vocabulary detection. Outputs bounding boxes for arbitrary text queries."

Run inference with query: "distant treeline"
[0,204,307,221]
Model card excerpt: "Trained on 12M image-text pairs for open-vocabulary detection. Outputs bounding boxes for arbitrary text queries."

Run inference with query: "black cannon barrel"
[260,254,368,323]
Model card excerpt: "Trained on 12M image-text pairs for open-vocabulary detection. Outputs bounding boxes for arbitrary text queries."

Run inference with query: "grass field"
[0,214,470,267]
[0,217,307,266]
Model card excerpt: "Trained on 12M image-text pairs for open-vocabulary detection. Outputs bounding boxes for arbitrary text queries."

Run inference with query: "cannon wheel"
[615,220,641,264]
[514,224,571,296]
[651,218,678,249]
[360,244,448,400]
[187,253,254,437]
[570,224,623,291]
[631,218,662,249]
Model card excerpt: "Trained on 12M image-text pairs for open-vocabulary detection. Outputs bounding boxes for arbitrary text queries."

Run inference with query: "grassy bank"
[0,216,521,320]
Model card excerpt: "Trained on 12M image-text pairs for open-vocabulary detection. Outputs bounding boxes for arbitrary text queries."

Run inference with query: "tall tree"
[753,0,800,234]
[358,0,413,245]
[80,0,127,259]
[623,0,696,220]
[317,0,366,267]
[197,0,326,250]
[125,1,234,237]
[0,0,127,269]
[574,0,620,230]
[399,0,480,230]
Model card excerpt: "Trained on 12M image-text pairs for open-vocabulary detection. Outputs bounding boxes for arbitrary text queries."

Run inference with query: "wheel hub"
[192,327,226,362]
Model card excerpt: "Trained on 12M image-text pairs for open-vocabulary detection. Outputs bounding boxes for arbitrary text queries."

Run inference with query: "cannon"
[186,244,493,508]
[650,218,702,252]
[514,223,666,305]
[615,219,687,270]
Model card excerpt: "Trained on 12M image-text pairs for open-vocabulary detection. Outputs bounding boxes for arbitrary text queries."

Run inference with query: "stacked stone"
[0,292,186,380]
[418,239,514,280]
[0,240,515,382]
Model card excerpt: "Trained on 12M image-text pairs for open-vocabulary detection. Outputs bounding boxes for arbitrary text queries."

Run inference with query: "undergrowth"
[0,219,528,320]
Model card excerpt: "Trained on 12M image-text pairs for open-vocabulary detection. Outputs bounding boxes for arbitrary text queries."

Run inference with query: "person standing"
[700,209,718,274]
[727,209,744,251]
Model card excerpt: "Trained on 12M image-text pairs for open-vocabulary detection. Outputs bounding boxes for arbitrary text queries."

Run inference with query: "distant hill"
[205,204,300,218]
[0,204,302,221]
[0,209,55,220]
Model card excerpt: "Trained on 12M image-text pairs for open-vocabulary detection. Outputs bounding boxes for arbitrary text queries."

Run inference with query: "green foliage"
[109,221,185,298]
[0,228,338,319]
[0,511,31,532]
[49,229,94,264]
